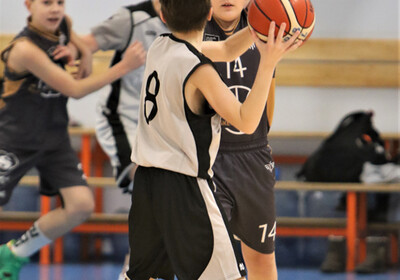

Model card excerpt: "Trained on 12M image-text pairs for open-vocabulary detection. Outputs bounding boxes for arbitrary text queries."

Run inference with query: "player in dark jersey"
[204,1,278,279]
[0,1,146,279]
[126,0,301,279]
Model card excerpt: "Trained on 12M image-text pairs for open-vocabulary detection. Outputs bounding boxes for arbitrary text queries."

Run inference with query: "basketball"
[247,0,315,43]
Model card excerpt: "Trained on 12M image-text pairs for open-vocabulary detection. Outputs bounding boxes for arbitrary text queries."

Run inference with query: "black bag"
[297,111,388,182]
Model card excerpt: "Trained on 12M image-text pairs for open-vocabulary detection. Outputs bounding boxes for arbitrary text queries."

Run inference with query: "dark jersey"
[204,11,272,151]
[0,17,71,149]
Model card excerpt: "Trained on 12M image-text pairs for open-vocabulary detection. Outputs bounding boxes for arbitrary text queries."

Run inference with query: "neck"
[173,30,204,51]
[214,17,240,36]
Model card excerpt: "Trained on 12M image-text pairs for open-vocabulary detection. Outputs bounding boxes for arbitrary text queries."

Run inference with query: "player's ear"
[159,10,167,24]
[207,7,213,21]
[25,0,32,11]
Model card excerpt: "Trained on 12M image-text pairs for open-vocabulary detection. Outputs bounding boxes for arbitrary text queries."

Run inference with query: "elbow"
[238,123,257,135]
[63,89,83,99]
[242,127,256,135]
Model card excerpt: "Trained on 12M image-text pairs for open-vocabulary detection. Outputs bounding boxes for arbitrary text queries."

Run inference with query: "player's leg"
[95,106,137,193]
[126,166,174,280]
[143,166,245,279]
[0,147,42,280]
[241,244,277,280]
[96,107,136,279]
[214,146,277,280]
[32,185,94,239]
[4,141,94,265]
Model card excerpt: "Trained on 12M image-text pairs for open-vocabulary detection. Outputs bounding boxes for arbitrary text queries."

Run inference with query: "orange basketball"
[247,0,315,43]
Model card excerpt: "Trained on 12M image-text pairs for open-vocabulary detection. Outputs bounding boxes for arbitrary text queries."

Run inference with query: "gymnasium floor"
[19,263,400,280]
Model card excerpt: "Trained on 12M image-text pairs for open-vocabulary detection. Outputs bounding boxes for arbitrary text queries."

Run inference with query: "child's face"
[211,0,249,23]
[25,0,65,33]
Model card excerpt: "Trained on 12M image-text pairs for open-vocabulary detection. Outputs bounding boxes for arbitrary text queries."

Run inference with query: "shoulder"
[3,38,43,72]
[125,1,157,17]
[7,38,39,59]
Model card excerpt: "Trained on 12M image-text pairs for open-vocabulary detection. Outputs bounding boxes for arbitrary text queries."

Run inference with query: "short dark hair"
[160,0,211,32]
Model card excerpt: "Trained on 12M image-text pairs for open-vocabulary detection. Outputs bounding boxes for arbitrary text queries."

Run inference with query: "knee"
[64,189,95,221]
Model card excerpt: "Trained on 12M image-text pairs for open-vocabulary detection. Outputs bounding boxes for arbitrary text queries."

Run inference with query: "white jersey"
[132,34,221,179]
[93,2,168,173]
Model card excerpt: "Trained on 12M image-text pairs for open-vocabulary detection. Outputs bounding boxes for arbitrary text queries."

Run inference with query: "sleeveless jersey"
[204,11,272,151]
[132,34,221,179]
[93,1,169,128]
[0,18,71,149]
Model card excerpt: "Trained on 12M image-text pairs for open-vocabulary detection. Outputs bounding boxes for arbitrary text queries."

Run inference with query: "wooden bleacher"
[1,34,399,88]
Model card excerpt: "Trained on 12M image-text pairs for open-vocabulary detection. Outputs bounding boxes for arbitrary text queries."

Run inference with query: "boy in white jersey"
[127,0,301,279]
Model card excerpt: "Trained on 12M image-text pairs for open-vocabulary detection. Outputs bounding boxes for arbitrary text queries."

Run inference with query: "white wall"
[1,0,399,133]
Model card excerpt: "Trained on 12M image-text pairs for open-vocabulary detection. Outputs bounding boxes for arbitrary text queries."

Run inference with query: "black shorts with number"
[213,144,276,254]
[127,166,246,280]
[0,137,88,206]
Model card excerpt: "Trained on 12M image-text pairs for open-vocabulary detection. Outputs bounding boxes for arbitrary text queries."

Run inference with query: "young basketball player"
[80,1,264,278]
[80,2,167,278]
[126,0,301,278]
[204,1,278,279]
[0,0,145,279]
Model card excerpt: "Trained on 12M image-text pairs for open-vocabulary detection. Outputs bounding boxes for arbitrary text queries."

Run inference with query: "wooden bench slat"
[277,217,346,228]
[0,211,127,224]
[18,176,400,192]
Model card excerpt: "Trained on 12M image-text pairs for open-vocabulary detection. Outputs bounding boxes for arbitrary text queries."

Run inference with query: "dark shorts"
[127,166,246,280]
[0,137,88,206]
[213,145,276,254]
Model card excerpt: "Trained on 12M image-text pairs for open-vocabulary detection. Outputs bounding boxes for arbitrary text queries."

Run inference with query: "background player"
[0,0,145,279]
[127,0,301,278]
[81,0,167,195]
[204,0,278,279]
[80,2,166,278]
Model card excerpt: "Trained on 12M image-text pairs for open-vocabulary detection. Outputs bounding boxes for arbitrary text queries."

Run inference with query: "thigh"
[36,138,87,197]
[95,111,135,178]
[214,147,277,254]
[0,146,39,206]
[147,167,245,280]
[127,166,174,280]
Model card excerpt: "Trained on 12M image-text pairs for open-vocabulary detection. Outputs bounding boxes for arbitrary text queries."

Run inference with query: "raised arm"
[188,23,301,134]
[202,27,254,62]
[80,33,101,54]
[7,39,146,99]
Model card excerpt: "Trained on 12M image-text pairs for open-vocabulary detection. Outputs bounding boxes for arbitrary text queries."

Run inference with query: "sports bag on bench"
[297,111,388,182]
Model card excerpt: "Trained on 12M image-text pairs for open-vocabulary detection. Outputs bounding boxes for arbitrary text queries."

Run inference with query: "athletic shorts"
[95,110,136,179]
[212,145,276,254]
[126,166,246,280]
[0,137,88,206]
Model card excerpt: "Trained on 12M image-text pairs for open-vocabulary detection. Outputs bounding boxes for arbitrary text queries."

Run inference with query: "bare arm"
[69,31,93,78]
[80,33,101,54]
[7,39,146,99]
[188,23,301,134]
[52,31,93,79]
[202,27,254,62]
